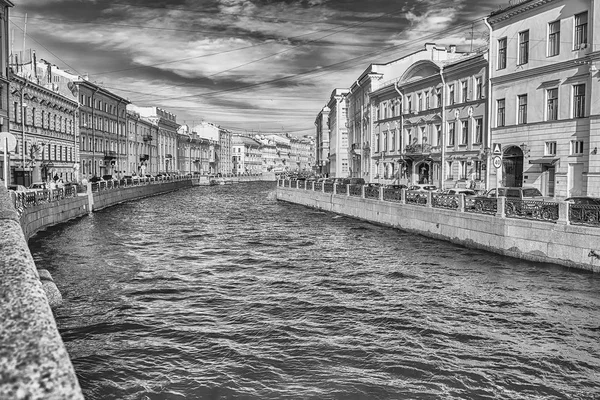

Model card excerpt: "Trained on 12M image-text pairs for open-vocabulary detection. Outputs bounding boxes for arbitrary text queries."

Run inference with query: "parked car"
[408,184,438,192]
[566,196,600,223]
[89,176,103,183]
[565,196,600,206]
[8,184,27,192]
[440,188,477,196]
[384,184,408,190]
[483,187,548,199]
[28,182,47,191]
[102,174,117,182]
[473,187,554,216]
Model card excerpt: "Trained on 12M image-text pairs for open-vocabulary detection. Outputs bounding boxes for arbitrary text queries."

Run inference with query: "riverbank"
[276,182,600,273]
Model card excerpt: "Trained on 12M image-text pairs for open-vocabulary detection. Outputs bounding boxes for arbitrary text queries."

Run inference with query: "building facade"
[346,44,464,181]
[77,81,129,179]
[370,51,489,189]
[487,0,600,197]
[219,128,233,175]
[314,106,330,176]
[8,73,79,185]
[232,135,262,175]
[326,88,350,178]
[127,110,158,176]
[0,0,13,182]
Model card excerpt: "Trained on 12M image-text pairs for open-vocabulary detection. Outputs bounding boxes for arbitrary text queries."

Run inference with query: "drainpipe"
[439,65,446,191]
[91,87,100,177]
[394,81,404,183]
[484,17,493,191]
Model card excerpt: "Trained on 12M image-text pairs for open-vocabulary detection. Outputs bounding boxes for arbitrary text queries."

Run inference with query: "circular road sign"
[0,132,17,152]
[493,155,502,169]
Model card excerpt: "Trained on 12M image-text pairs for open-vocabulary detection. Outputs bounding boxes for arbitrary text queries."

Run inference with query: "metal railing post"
[496,197,506,218]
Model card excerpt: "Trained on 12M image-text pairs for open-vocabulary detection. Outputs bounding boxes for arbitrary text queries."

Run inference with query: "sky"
[9,0,506,136]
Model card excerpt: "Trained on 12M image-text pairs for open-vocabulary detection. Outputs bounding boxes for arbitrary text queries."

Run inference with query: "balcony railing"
[103,150,117,159]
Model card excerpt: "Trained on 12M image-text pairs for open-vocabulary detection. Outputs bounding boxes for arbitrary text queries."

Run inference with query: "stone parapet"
[276,186,600,272]
[0,185,84,399]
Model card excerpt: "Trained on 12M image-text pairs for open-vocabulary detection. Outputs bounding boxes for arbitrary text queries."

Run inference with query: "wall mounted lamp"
[593,147,598,155]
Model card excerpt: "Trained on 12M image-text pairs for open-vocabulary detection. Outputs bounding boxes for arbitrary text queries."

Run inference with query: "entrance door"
[543,166,555,196]
[568,163,584,196]
[502,146,524,187]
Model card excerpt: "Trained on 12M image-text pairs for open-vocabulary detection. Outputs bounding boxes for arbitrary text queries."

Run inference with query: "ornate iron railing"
[364,186,379,199]
[569,204,600,226]
[336,184,347,195]
[383,188,402,202]
[465,197,497,214]
[406,191,427,206]
[349,184,362,197]
[314,182,323,192]
[299,180,306,190]
[324,183,334,193]
[432,193,459,210]
[505,200,559,221]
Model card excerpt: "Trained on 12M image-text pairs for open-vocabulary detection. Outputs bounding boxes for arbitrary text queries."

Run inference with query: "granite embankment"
[1,185,84,399]
[276,184,600,273]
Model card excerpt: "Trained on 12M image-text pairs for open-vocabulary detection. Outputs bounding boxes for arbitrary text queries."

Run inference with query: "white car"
[408,184,438,192]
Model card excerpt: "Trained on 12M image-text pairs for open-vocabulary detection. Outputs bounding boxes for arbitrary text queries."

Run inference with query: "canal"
[29,182,600,399]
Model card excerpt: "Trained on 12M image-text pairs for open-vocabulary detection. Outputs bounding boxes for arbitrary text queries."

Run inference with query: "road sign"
[492,143,502,155]
[493,155,502,169]
[0,131,16,152]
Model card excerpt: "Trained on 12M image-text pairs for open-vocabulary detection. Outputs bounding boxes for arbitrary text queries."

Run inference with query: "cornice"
[488,0,557,25]
[491,57,591,85]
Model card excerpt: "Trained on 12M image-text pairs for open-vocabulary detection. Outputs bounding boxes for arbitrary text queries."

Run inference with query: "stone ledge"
[0,186,83,399]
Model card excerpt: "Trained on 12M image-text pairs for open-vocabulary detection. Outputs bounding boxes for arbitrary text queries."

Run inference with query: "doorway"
[502,146,524,187]
[568,163,583,196]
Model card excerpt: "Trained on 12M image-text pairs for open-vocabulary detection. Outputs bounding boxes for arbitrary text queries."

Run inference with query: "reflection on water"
[29,182,600,400]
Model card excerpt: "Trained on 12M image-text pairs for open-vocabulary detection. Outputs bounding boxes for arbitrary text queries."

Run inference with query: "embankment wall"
[276,186,600,272]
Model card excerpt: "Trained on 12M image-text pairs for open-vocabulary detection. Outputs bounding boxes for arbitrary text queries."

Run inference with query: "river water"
[28,182,600,399]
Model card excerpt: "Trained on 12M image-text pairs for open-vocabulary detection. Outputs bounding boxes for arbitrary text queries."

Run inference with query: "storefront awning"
[529,158,559,165]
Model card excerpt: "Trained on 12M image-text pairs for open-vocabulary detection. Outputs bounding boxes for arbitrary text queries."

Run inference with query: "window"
[518,30,529,65]
[446,161,453,179]
[498,37,507,69]
[448,122,455,146]
[475,77,483,99]
[474,118,483,144]
[518,94,528,124]
[407,96,413,113]
[548,21,560,56]
[545,141,557,156]
[575,12,588,49]
[418,93,423,111]
[436,88,442,107]
[391,130,396,151]
[461,81,468,102]
[571,140,584,155]
[573,84,585,118]
[461,120,468,144]
[435,125,441,146]
[448,84,455,105]
[460,161,468,180]
[497,99,506,127]
[546,88,558,120]
[425,91,430,110]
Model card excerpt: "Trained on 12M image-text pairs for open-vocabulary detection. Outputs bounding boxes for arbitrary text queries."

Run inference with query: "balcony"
[103,150,117,159]
[140,154,149,161]
[142,134,153,142]
[165,154,173,159]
